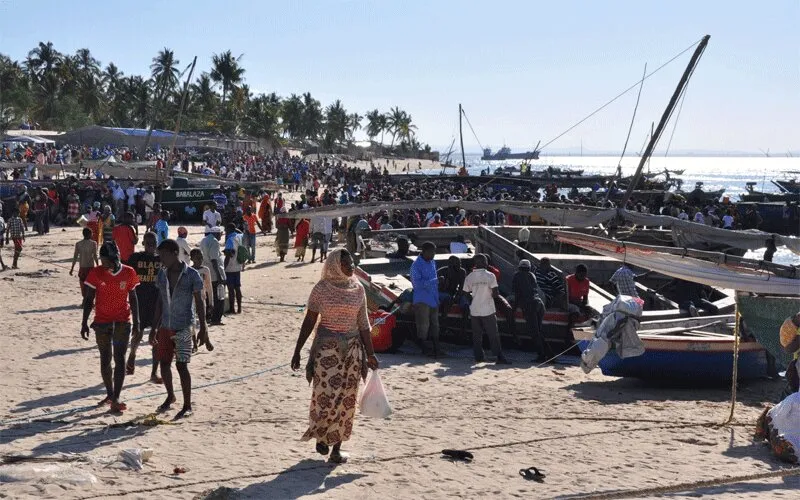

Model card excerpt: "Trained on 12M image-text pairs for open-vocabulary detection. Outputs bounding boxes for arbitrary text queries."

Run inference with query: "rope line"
[539,37,703,152]
[566,467,800,500]
[616,63,648,169]
[0,363,289,427]
[460,108,485,153]
[71,420,772,499]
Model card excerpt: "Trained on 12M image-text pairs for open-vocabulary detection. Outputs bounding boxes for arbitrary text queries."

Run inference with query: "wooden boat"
[572,315,767,381]
[354,226,737,354]
[740,183,800,203]
[774,179,800,194]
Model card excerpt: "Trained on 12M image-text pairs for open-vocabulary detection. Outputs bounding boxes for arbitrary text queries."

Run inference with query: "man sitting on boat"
[512,260,551,362]
[566,264,592,328]
[534,258,566,309]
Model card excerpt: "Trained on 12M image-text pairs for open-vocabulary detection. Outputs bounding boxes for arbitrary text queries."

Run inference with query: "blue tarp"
[107,128,176,138]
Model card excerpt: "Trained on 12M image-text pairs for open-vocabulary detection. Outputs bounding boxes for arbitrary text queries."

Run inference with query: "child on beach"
[69,228,99,296]
[190,248,214,352]
[5,210,25,269]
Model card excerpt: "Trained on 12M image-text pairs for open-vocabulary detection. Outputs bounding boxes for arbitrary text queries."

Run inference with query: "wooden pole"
[620,35,710,208]
[459,104,467,170]
[156,57,197,204]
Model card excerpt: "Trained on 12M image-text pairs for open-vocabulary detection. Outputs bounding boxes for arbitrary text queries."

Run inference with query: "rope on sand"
[565,467,800,500]
[0,363,289,427]
[72,420,782,499]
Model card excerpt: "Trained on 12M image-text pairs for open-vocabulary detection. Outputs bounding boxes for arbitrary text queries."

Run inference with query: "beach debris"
[195,486,238,500]
[0,463,98,486]
[754,392,800,464]
[108,413,178,429]
[14,269,58,279]
[173,466,187,474]
[441,449,473,462]
[519,467,546,482]
[118,448,153,471]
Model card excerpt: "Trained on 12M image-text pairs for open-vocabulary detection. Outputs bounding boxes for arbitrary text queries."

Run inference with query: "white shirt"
[203,209,222,228]
[225,233,244,273]
[693,212,705,224]
[112,186,125,201]
[463,269,498,317]
[518,227,530,243]
[125,186,137,205]
[176,236,192,264]
[722,215,734,228]
[678,211,689,221]
[143,192,155,211]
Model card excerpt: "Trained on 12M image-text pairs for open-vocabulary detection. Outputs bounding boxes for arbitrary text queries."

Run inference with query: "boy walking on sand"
[152,239,208,419]
[70,228,99,297]
[5,210,25,269]
[190,248,214,351]
[81,242,140,413]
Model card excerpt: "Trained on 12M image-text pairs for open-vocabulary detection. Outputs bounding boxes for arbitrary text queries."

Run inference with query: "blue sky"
[1,0,797,153]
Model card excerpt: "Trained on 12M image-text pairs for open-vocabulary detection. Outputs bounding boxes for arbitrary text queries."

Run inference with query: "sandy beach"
[1,222,798,500]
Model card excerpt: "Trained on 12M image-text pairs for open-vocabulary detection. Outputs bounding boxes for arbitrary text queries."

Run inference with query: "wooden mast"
[620,35,710,208]
[459,104,467,171]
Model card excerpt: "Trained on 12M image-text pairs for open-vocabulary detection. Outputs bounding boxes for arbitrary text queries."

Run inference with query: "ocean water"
[427,155,800,265]
[454,155,800,198]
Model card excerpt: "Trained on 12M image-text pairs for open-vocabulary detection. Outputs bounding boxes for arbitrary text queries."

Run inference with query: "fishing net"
[737,296,800,367]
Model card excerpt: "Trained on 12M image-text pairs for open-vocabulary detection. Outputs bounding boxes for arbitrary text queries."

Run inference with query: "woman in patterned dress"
[291,248,379,463]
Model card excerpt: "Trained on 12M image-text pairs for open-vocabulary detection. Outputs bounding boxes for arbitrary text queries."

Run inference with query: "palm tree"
[300,92,323,140]
[26,41,61,79]
[75,48,100,79]
[347,112,362,141]
[324,99,349,149]
[246,92,282,147]
[210,50,245,107]
[281,93,304,139]
[188,72,218,129]
[150,48,180,98]
[365,109,386,144]
[395,112,417,148]
[385,106,406,149]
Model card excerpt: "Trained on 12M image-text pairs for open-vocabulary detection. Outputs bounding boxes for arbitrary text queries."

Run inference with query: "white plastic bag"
[0,464,98,486]
[118,448,153,471]
[360,370,392,418]
[581,336,610,374]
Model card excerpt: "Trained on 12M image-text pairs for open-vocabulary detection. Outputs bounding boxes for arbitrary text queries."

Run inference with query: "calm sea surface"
[422,155,800,265]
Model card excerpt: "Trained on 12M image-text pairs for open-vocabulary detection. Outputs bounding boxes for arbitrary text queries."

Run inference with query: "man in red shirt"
[112,212,139,263]
[81,242,141,413]
[565,264,591,328]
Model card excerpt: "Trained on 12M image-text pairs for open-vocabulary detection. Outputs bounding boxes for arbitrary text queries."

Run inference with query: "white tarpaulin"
[555,231,800,296]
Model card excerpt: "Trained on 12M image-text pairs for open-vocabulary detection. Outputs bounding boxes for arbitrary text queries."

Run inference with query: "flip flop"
[519,467,545,482]
[442,449,473,462]
[329,451,349,464]
[125,363,135,375]
[316,442,330,456]
[97,397,112,406]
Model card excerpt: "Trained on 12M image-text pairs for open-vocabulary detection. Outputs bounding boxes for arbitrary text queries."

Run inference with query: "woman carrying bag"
[291,248,379,463]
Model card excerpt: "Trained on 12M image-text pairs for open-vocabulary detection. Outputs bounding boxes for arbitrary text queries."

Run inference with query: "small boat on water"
[572,315,767,382]
[740,182,800,203]
[774,179,800,194]
[482,146,540,161]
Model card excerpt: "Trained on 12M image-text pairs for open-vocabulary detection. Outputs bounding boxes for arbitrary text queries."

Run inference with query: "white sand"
[0,222,797,499]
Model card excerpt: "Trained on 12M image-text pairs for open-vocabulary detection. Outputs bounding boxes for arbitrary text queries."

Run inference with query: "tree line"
[0,42,427,153]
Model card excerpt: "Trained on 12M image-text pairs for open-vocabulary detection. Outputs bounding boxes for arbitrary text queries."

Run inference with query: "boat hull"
[576,339,767,381]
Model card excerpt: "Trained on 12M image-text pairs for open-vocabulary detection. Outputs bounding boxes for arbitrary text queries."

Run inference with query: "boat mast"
[620,35,710,208]
[459,104,467,170]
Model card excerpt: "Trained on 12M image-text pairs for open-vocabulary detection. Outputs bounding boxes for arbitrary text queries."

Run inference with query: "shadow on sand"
[235,459,366,499]
[17,304,82,314]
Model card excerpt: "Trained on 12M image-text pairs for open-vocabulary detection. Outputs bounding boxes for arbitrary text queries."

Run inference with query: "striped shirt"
[534,266,564,299]
[7,216,24,239]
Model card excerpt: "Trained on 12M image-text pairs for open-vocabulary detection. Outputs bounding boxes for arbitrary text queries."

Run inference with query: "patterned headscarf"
[321,248,357,287]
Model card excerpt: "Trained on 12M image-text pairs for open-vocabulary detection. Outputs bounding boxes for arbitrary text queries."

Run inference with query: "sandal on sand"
[329,451,348,464]
[126,362,135,375]
[442,449,473,462]
[97,397,112,406]
[519,467,545,482]
[316,442,330,456]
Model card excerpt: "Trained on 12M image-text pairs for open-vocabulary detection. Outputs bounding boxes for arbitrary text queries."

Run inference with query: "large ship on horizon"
[481,145,540,161]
